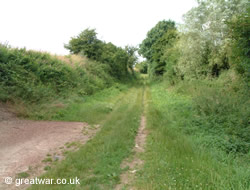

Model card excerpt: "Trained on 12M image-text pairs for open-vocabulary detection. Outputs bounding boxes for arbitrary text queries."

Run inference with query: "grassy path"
[29,86,144,190]
[115,86,148,190]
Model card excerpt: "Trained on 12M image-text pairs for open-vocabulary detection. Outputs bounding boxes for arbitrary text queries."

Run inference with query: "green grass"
[65,141,81,149]
[134,83,249,190]
[7,72,249,189]
[29,86,144,190]
[44,166,51,171]
[42,157,53,163]
[24,83,130,123]
[50,85,129,124]
[17,172,30,178]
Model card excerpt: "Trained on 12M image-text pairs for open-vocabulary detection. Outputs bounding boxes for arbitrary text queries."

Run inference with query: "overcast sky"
[0,0,197,55]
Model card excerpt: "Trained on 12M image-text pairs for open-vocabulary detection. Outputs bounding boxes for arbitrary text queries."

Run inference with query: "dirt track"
[0,104,95,189]
[115,87,148,190]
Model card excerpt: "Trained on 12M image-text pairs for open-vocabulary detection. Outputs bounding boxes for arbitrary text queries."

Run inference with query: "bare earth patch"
[0,104,98,190]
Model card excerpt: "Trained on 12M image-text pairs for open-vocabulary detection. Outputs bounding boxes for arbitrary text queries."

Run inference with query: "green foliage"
[192,88,249,154]
[65,29,138,80]
[135,61,148,74]
[101,44,129,79]
[64,29,102,60]
[177,0,248,79]
[227,7,250,79]
[135,84,249,190]
[139,20,176,77]
[139,0,249,81]
[151,29,178,75]
[139,20,175,61]
[148,0,250,157]
[171,73,250,155]
[17,172,30,178]
[163,36,181,85]
[125,45,138,74]
[0,44,115,104]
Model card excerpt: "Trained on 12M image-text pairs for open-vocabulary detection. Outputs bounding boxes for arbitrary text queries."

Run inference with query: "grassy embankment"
[0,44,137,119]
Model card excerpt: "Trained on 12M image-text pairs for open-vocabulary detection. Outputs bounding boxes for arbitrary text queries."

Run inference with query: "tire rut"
[115,87,148,190]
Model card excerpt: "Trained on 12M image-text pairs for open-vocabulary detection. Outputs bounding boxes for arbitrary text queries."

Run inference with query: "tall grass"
[134,83,249,190]
[170,71,250,155]
[54,54,87,67]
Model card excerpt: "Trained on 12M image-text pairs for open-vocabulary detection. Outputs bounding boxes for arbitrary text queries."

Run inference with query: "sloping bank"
[0,44,133,118]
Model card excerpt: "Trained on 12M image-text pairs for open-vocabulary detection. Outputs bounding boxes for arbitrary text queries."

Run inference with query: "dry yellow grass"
[54,54,88,67]
[24,49,88,67]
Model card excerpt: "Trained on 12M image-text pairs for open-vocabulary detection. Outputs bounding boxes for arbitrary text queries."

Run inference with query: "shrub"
[0,44,115,103]
[171,74,250,155]
[192,85,249,154]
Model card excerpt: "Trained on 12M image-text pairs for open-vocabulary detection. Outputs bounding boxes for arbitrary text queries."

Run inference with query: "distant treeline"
[139,0,249,82]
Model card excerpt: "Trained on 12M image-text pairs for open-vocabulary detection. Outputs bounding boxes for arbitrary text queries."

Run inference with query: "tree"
[139,20,176,76]
[139,20,176,62]
[64,29,102,60]
[65,28,136,80]
[151,29,178,75]
[227,6,250,78]
[99,42,129,79]
[175,0,248,79]
[125,46,138,74]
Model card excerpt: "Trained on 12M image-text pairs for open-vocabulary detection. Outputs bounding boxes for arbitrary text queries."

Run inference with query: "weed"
[42,158,53,163]
[44,166,51,171]
[17,172,30,178]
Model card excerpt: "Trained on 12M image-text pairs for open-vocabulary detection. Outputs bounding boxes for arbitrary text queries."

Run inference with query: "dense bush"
[171,73,250,155]
[192,84,249,154]
[0,44,115,103]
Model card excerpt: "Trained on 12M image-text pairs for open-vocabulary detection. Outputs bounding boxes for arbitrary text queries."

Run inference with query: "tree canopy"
[65,29,138,79]
[139,0,249,80]
[64,29,102,60]
[139,20,177,76]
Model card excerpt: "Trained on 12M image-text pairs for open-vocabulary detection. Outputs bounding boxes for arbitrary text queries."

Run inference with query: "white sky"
[0,0,197,55]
